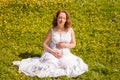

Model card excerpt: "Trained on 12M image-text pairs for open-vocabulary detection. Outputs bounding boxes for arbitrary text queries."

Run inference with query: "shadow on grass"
[18,52,42,58]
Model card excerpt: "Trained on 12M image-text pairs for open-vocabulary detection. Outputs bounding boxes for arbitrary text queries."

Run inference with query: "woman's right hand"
[51,50,62,59]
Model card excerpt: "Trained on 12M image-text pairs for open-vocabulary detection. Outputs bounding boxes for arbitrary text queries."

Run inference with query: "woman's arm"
[65,28,76,48]
[42,29,53,53]
[56,28,76,49]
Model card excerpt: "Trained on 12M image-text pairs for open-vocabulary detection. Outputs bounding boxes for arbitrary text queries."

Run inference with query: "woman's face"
[57,12,66,27]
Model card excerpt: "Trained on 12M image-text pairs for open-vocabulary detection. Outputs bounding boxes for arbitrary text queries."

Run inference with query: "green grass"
[0,0,120,80]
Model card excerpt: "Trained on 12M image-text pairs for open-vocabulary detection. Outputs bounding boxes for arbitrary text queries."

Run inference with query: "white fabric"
[13,28,88,78]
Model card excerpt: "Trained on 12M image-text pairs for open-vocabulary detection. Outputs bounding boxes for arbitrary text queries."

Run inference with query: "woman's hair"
[52,9,71,30]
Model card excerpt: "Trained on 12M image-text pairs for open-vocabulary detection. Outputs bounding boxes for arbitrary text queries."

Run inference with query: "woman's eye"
[58,17,66,19]
[63,17,66,19]
[58,17,61,19]
[58,17,62,19]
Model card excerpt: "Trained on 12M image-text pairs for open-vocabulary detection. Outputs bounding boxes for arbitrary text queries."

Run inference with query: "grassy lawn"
[0,0,120,80]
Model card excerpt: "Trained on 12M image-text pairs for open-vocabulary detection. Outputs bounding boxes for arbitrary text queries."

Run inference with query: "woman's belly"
[49,42,70,55]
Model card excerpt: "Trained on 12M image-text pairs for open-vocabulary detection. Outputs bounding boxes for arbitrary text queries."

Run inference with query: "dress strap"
[68,28,72,34]
[51,28,54,34]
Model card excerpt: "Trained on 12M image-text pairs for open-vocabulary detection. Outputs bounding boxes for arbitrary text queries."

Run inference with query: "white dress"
[13,28,88,78]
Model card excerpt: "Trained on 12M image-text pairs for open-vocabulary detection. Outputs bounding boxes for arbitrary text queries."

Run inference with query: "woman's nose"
[59,18,62,21]
[61,18,64,21]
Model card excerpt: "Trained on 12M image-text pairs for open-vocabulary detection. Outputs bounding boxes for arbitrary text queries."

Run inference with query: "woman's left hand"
[56,42,66,49]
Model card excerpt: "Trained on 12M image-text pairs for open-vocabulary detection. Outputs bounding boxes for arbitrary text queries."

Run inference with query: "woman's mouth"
[59,21,63,24]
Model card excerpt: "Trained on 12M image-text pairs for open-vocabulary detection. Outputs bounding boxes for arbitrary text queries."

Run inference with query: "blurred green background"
[0,0,120,80]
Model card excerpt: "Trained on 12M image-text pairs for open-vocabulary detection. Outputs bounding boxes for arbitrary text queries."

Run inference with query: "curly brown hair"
[52,9,71,30]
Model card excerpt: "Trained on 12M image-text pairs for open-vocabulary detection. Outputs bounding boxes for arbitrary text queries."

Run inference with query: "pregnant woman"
[13,9,88,78]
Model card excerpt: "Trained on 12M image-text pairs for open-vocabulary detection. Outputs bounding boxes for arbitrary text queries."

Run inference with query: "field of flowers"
[0,0,120,80]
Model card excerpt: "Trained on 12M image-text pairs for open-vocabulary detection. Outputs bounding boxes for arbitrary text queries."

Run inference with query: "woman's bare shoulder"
[69,27,74,32]
[45,28,52,36]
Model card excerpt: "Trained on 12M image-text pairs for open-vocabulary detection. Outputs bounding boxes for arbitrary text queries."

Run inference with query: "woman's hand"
[52,50,62,59]
[56,42,66,49]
